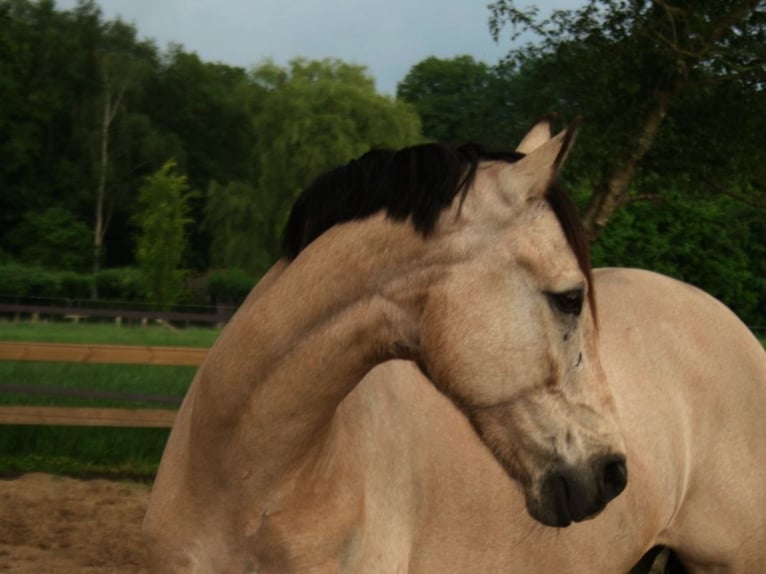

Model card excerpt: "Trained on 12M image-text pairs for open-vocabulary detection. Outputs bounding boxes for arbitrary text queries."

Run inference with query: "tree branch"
[702,177,766,210]
[651,0,762,66]
[617,192,665,207]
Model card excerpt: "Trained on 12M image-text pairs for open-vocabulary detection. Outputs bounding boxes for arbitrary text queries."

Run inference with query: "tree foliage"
[397,55,518,145]
[488,0,766,238]
[395,2,766,326]
[134,161,196,309]
[483,0,766,326]
[0,1,422,282]
[250,58,422,258]
[204,180,272,275]
[577,185,766,326]
[8,207,91,271]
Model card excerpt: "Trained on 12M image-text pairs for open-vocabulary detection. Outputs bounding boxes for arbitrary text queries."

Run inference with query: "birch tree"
[91,44,144,281]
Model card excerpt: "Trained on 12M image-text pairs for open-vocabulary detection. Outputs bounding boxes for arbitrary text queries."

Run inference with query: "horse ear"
[502,119,580,202]
[515,114,555,154]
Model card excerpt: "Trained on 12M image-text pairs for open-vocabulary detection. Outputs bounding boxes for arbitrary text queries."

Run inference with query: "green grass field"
[0,321,220,478]
[0,321,219,347]
[1,322,763,479]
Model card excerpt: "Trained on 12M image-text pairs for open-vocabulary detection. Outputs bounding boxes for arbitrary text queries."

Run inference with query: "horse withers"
[144,120,629,571]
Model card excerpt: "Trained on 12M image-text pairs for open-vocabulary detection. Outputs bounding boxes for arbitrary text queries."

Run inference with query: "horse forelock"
[281,143,595,319]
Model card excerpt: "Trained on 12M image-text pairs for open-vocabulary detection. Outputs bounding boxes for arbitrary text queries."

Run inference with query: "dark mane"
[282,142,595,315]
[282,143,513,260]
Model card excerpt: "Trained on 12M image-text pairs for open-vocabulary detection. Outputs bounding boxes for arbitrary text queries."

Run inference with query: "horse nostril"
[600,455,628,501]
[544,470,575,526]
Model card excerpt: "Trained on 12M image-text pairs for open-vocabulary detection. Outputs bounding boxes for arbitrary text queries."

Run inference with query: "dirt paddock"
[0,473,150,573]
[0,473,670,573]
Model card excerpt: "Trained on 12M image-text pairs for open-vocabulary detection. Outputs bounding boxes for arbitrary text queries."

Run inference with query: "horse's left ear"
[502,118,580,202]
[515,114,555,154]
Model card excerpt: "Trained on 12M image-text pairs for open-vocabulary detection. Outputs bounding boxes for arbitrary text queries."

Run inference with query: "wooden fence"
[0,302,235,326]
[0,405,177,428]
[0,341,207,366]
[0,341,207,428]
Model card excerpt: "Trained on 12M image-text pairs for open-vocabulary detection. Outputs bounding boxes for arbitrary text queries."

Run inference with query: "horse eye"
[548,289,584,317]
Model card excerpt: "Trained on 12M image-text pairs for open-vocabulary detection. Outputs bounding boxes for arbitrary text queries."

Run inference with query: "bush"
[589,188,766,327]
[0,264,60,298]
[206,268,258,305]
[57,271,94,299]
[0,264,145,303]
[11,207,91,272]
[94,268,145,301]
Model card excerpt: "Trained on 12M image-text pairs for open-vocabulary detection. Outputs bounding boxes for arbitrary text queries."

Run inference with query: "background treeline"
[0,0,764,328]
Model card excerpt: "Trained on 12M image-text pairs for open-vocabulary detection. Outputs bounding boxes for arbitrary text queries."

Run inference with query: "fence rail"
[0,341,207,366]
[0,405,176,427]
[0,341,204,427]
[0,302,235,326]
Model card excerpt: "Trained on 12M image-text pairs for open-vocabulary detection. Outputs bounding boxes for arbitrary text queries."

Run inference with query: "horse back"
[594,268,766,570]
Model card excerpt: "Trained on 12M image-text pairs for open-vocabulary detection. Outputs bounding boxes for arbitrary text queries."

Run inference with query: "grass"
[0,320,220,478]
[0,320,219,347]
[0,362,196,407]
[0,427,169,478]
[1,323,762,479]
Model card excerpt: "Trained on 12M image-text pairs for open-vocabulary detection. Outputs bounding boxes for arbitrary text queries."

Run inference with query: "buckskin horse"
[145,120,766,572]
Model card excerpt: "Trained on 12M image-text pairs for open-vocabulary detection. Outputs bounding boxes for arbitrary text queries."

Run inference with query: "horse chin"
[524,487,603,528]
[525,496,575,528]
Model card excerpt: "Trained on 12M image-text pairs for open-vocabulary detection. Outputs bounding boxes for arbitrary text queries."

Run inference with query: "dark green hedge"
[206,268,258,305]
[0,264,93,299]
[0,265,144,302]
[0,264,259,308]
[94,268,145,301]
[588,189,766,329]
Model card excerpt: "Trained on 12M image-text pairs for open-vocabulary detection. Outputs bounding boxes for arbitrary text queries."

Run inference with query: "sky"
[55,0,582,95]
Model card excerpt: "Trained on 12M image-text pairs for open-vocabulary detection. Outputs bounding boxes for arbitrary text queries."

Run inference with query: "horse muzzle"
[529,453,628,527]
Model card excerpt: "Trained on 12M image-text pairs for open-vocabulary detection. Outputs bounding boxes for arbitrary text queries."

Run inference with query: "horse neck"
[193,215,441,483]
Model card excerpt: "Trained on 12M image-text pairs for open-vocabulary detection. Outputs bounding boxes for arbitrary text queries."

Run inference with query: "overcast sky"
[55,0,582,95]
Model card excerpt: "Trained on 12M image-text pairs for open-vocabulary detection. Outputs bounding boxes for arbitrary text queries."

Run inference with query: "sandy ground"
[0,473,672,573]
[0,473,150,573]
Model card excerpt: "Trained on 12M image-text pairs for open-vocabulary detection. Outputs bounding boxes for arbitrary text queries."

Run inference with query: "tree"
[143,47,262,269]
[204,180,272,275]
[134,161,196,308]
[90,35,147,280]
[8,207,91,271]
[0,0,174,276]
[2,4,420,282]
[583,185,766,326]
[489,0,766,239]
[249,58,423,259]
[0,0,98,234]
[396,55,518,145]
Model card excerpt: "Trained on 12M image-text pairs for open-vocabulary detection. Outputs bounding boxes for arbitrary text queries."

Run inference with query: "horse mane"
[282,142,595,316]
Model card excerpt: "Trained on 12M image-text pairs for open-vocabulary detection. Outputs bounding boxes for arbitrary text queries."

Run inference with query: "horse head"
[412,120,627,526]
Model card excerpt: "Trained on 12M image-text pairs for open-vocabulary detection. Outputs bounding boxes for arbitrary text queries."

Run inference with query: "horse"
[324,266,766,574]
[144,120,766,572]
[144,120,632,572]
